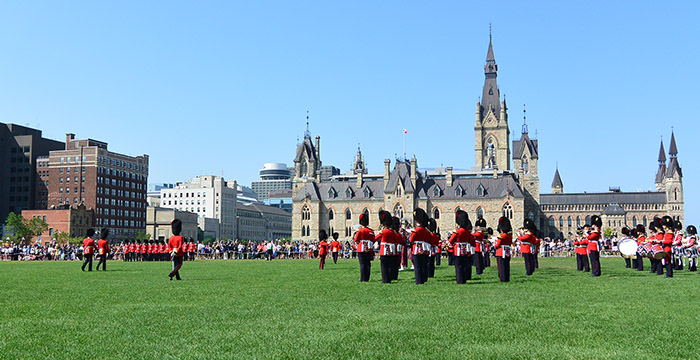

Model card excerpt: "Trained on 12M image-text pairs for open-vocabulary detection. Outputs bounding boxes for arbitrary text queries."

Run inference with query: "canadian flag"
[403,128,408,134]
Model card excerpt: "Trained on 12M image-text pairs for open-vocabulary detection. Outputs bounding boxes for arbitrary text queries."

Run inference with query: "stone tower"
[551,167,563,194]
[654,139,667,191]
[475,33,510,171]
[663,131,683,222]
[512,115,540,221]
[292,120,322,198]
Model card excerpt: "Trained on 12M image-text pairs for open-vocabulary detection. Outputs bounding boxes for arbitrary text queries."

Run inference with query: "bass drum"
[618,238,638,258]
[649,244,667,260]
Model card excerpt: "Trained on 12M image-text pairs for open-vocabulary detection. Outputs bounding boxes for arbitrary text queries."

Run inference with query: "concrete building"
[236,203,292,242]
[291,35,684,241]
[146,207,198,241]
[251,163,292,202]
[265,189,292,213]
[0,123,64,222]
[159,175,237,240]
[146,183,174,207]
[37,133,149,242]
[237,184,261,205]
[22,203,95,242]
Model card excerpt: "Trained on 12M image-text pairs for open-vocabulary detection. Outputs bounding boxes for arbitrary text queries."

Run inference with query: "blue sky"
[1,1,698,222]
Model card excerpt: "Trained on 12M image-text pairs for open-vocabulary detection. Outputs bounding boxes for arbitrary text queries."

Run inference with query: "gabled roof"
[384,160,416,194]
[512,132,539,159]
[417,175,524,200]
[552,168,563,189]
[602,203,626,216]
[294,137,317,163]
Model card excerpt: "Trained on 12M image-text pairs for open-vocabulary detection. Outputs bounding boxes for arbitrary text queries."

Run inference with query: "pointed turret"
[551,167,563,194]
[480,33,500,120]
[668,131,678,156]
[667,131,682,179]
[655,139,667,186]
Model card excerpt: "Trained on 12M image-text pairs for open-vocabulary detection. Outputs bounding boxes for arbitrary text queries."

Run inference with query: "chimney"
[315,136,320,160]
[446,167,453,187]
[356,172,363,189]
[410,156,417,187]
[66,133,75,149]
[383,159,391,188]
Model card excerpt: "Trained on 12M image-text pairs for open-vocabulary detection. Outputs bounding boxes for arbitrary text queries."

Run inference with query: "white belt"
[500,245,511,258]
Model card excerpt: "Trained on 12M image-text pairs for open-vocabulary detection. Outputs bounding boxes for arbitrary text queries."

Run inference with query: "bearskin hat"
[171,219,182,236]
[487,227,494,236]
[391,216,401,232]
[86,228,95,238]
[319,229,328,241]
[636,224,645,234]
[379,210,393,227]
[332,232,339,240]
[413,208,428,226]
[653,216,662,228]
[661,215,674,229]
[629,228,638,238]
[523,218,537,232]
[591,215,602,228]
[674,220,683,231]
[687,225,697,236]
[621,227,629,236]
[427,218,437,233]
[475,217,487,228]
[456,210,469,229]
[498,217,512,233]
[465,218,473,231]
[100,228,109,240]
[648,221,656,232]
[359,212,369,226]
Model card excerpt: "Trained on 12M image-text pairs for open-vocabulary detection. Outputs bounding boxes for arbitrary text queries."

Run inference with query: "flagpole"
[402,131,406,160]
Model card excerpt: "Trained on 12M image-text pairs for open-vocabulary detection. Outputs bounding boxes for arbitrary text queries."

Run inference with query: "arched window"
[393,204,404,219]
[327,187,336,199]
[585,216,591,226]
[455,185,463,197]
[433,187,440,197]
[523,155,529,173]
[559,216,564,227]
[345,188,353,198]
[568,216,572,227]
[576,216,581,226]
[433,207,440,220]
[301,205,310,221]
[476,206,484,219]
[476,184,485,196]
[674,188,678,201]
[549,216,555,227]
[345,208,352,220]
[632,216,637,226]
[363,187,371,198]
[328,209,334,221]
[301,162,308,176]
[396,186,402,196]
[643,216,647,227]
[502,203,513,219]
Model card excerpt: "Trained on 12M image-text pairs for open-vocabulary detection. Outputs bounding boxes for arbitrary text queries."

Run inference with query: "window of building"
[559,217,564,227]
[476,184,485,197]
[433,207,440,220]
[455,185,463,197]
[301,205,311,221]
[345,208,352,220]
[502,203,513,219]
[345,188,352,199]
[328,209,334,221]
[568,216,572,227]
[393,204,404,219]
[476,206,484,219]
[433,187,440,197]
[549,217,555,227]
[585,216,591,226]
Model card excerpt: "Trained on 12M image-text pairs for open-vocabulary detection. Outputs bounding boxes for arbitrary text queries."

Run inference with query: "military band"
[409,208,431,285]
[495,217,512,282]
[353,213,375,282]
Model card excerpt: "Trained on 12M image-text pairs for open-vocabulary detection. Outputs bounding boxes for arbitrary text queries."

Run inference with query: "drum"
[637,245,647,257]
[643,243,654,257]
[649,244,667,260]
[675,247,686,258]
[618,239,638,258]
[686,248,699,259]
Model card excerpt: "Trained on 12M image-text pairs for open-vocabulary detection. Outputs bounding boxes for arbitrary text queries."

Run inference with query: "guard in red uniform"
[620,227,632,268]
[495,217,513,282]
[391,216,402,281]
[473,218,486,275]
[81,228,96,271]
[574,226,590,272]
[318,229,329,270]
[353,213,375,282]
[648,219,661,274]
[427,218,439,278]
[687,225,698,272]
[409,208,431,285]
[168,219,185,280]
[375,211,396,283]
[661,216,674,278]
[122,241,130,262]
[587,215,603,277]
[330,232,341,264]
[95,228,110,271]
[448,210,474,284]
[484,227,493,268]
[139,241,147,262]
[518,219,537,276]
[635,225,646,271]
[673,220,684,270]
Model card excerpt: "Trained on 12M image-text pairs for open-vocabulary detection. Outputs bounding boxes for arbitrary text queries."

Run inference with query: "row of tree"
[3,213,48,245]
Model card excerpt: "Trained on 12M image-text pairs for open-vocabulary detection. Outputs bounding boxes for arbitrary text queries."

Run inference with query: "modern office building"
[265,189,292,213]
[251,163,292,202]
[0,123,64,222]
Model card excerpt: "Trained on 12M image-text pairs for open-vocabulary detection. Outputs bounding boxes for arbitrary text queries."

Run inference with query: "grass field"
[1,257,699,359]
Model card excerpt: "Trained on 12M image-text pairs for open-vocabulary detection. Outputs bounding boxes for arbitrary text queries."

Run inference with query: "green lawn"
[1,257,698,359]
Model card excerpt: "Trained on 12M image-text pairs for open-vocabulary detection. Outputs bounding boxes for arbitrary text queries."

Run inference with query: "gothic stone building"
[291,36,684,241]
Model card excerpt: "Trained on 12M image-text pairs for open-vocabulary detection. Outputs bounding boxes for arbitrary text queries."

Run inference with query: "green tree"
[136,232,151,242]
[4,213,48,245]
[603,227,613,239]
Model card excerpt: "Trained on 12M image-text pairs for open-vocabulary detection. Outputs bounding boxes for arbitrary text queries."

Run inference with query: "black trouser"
[448,253,454,266]
[82,254,93,271]
[428,255,436,278]
[524,253,535,276]
[534,253,539,268]
[632,256,638,269]
[169,256,183,280]
[391,255,400,281]
[589,250,601,277]
[475,252,484,274]
[95,254,107,271]
[435,253,441,266]
[689,257,697,272]
[576,253,583,271]
[332,252,339,264]
[358,252,372,282]
[319,254,326,270]
[581,254,590,272]
[484,252,491,267]
[413,253,428,284]
[651,259,660,274]
[454,255,473,284]
[624,257,631,268]
[497,256,510,282]
[663,256,673,277]
[380,256,392,283]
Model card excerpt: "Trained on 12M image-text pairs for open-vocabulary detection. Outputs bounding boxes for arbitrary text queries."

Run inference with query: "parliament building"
[291,37,684,241]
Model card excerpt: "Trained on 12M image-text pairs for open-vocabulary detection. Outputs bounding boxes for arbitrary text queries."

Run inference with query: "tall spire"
[522,104,528,134]
[655,137,667,184]
[304,110,310,138]
[552,167,563,193]
[658,138,666,163]
[481,27,500,119]
[668,130,678,157]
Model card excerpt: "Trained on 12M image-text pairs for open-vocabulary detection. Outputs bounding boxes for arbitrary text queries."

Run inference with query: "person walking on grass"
[81,229,96,272]
[318,230,329,270]
[168,219,185,280]
[95,228,110,271]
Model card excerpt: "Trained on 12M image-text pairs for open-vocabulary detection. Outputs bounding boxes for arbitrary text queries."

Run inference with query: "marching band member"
[587,215,603,277]
[81,228,96,272]
[673,220,684,270]
[409,208,431,285]
[391,216,402,281]
[168,219,184,280]
[427,218,439,278]
[485,227,494,268]
[473,218,487,275]
[330,232,341,264]
[686,225,698,272]
[448,210,474,284]
[620,227,632,268]
[353,213,375,282]
[318,230,329,270]
[399,219,411,272]
[95,228,110,271]
[518,219,537,276]
[661,216,674,278]
[375,211,396,283]
[635,224,646,271]
[534,231,541,269]
[647,221,659,273]
[495,217,513,282]
[629,228,639,269]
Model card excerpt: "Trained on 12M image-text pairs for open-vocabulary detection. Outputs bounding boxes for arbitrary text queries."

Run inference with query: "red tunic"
[330,240,341,253]
[409,226,431,255]
[587,231,601,252]
[662,232,673,254]
[495,233,513,257]
[319,240,328,256]
[431,233,441,254]
[375,228,396,256]
[83,238,96,255]
[473,231,484,252]
[97,239,109,255]
[448,228,474,256]
[518,231,536,254]
[168,235,184,257]
[353,227,375,253]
